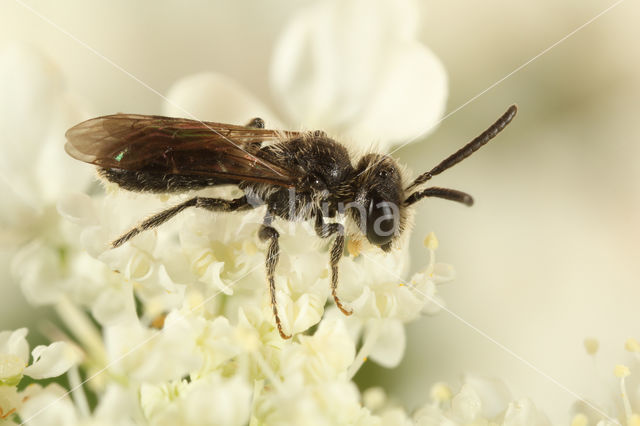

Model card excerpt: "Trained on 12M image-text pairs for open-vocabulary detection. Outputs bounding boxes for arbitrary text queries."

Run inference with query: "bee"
[65,105,517,338]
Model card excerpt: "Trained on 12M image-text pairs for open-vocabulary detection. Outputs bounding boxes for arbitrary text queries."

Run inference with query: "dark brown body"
[99,134,359,222]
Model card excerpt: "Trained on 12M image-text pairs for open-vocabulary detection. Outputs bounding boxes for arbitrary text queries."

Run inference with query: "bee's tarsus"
[259,219,291,339]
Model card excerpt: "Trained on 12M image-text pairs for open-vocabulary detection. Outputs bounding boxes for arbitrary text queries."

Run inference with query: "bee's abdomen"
[98,168,232,193]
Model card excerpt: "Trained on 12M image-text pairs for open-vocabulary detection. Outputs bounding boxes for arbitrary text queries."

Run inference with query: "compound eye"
[366,199,398,246]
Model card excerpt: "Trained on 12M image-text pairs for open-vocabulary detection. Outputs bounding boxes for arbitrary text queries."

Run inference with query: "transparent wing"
[65,114,304,186]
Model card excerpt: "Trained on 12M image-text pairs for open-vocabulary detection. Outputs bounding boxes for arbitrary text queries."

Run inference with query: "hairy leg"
[315,214,352,315]
[112,196,250,248]
[259,214,291,339]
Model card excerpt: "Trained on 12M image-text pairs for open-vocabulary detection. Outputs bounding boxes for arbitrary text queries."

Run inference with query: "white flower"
[252,379,370,426]
[164,0,446,152]
[0,328,79,422]
[0,328,79,383]
[270,0,447,149]
[0,44,93,316]
[103,312,203,384]
[18,383,78,426]
[413,377,550,426]
[140,375,251,426]
[280,317,356,385]
[337,235,454,373]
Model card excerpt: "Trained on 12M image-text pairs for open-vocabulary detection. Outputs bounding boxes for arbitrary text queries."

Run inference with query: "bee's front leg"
[259,213,291,339]
[314,214,352,316]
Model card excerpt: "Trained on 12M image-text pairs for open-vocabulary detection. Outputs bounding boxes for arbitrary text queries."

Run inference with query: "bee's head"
[351,154,407,252]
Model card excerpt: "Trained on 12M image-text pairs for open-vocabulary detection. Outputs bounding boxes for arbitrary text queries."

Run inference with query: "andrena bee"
[65,105,517,338]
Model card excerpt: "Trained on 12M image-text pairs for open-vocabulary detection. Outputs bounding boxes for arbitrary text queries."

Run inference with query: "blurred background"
[1,0,638,423]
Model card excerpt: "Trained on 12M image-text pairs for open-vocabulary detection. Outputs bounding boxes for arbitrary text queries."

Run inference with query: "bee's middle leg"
[259,215,291,339]
[314,215,352,316]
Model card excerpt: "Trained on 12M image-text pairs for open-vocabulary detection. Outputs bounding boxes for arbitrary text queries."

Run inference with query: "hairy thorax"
[241,135,357,222]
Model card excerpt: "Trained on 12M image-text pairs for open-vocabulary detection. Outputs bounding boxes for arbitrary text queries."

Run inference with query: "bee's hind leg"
[259,213,291,339]
[111,196,251,248]
[314,214,352,316]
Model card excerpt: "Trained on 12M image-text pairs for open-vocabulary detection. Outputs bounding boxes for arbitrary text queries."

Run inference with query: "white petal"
[204,261,234,295]
[93,384,140,423]
[463,374,513,419]
[56,193,99,227]
[0,328,29,364]
[105,313,202,383]
[163,72,282,127]
[184,376,252,426]
[292,293,325,333]
[345,42,447,145]
[0,44,91,206]
[350,286,382,319]
[450,384,482,422]
[18,383,77,426]
[0,354,25,386]
[200,317,241,370]
[23,342,79,379]
[11,241,66,306]
[283,317,356,383]
[503,398,551,426]
[270,0,446,149]
[432,262,455,284]
[0,44,62,202]
[91,285,137,326]
[368,320,406,368]
[34,97,94,204]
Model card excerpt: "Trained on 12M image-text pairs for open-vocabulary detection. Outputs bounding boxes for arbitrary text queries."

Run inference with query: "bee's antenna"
[404,187,473,207]
[406,105,517,192]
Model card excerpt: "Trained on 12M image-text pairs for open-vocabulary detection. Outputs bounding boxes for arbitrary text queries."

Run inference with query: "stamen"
[614,364,632,424]
[347,324,381,380]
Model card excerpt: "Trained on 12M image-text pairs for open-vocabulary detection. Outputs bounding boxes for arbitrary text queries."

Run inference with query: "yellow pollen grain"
[347,238,362,257]
[583,338,599,355]
[614,364,630,378]
[363,356,368,362]
[430,382,452,402]
[424,232,438,250]
[150,314,167,330]
[570,413,588,426]
[625,338,640,353]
